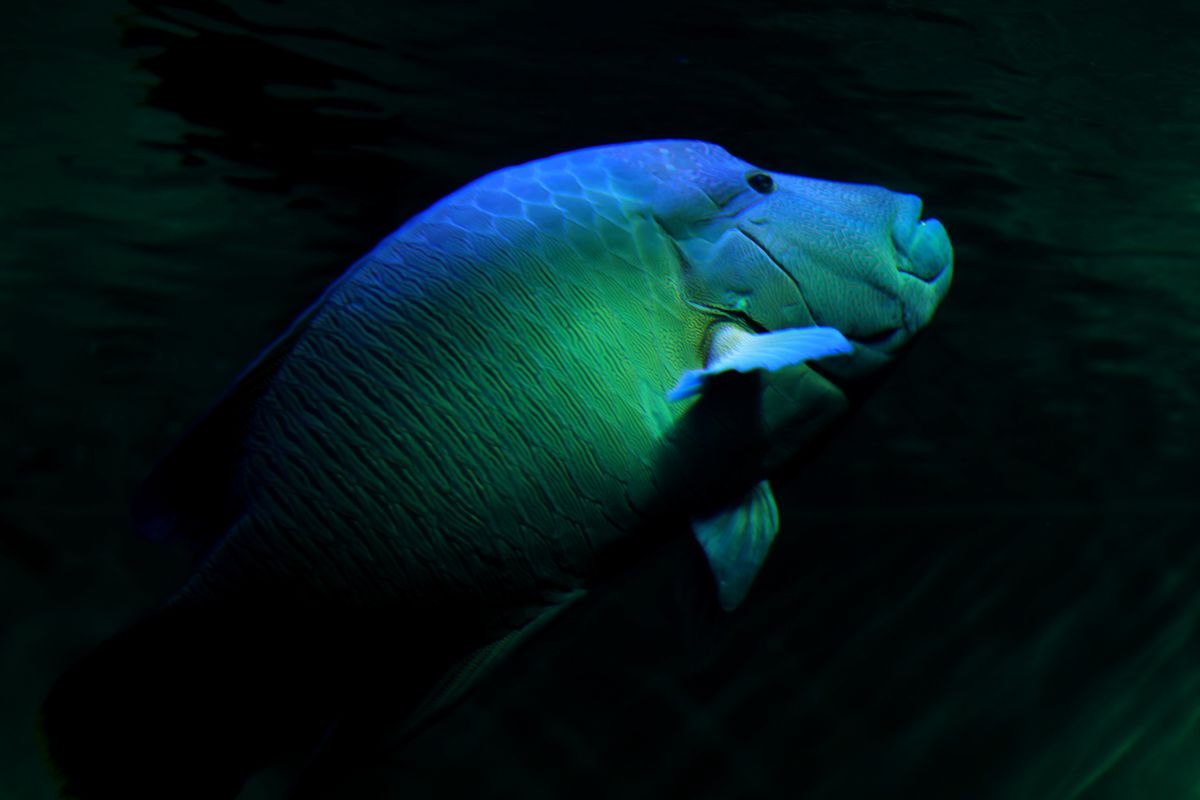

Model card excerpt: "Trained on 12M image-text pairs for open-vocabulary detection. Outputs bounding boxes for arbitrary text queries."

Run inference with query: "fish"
[38,140,952,799]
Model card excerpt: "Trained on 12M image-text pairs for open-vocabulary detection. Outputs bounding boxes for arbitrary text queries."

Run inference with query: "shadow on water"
[120,0,431,233]
[116,0,1032,234]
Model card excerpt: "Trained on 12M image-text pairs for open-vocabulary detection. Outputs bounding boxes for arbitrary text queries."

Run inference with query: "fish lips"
[892,196,953,283]
[815,202,953,381]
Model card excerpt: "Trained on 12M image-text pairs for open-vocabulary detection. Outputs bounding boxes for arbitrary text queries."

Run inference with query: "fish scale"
[40,140,951,800]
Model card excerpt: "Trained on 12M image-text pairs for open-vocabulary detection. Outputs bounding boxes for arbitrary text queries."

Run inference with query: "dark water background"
[4,0,1200,797]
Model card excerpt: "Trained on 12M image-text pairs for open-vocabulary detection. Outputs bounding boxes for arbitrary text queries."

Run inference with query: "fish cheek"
[758,365,849,472]
[675,229,807,332]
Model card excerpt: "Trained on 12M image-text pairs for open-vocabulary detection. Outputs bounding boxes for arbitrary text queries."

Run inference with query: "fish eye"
[746,172,775,194]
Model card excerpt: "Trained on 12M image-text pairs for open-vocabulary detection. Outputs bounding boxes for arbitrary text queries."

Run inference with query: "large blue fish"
[40,140,952,798]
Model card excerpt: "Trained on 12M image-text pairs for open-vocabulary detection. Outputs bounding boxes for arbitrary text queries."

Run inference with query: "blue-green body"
[43,140,952,798]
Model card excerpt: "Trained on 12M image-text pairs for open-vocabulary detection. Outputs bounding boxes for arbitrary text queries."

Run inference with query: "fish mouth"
[852,326,905,350]
[892,196,953,283]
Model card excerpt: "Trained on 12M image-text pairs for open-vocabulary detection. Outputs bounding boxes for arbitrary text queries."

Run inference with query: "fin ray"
[691,480,780,611]
[667,326,850,401]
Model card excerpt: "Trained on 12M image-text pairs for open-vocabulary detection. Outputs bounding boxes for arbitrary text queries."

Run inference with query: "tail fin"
[39,609,337,800]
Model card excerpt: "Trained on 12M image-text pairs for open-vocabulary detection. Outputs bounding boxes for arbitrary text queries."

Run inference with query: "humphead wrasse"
[40,140,952,798]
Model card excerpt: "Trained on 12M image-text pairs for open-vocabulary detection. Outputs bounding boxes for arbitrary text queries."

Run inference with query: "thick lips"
[898,218,952,281]
[893,195,952,282]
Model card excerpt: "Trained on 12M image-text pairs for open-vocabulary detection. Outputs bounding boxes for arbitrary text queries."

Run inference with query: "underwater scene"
[4,0,1200,797]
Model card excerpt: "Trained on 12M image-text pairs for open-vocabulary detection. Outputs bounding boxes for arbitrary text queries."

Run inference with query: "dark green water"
[4,1,1200,797]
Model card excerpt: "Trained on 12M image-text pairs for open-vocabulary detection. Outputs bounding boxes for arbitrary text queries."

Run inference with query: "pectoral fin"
[667,326,851,402]
[691,480,780,611]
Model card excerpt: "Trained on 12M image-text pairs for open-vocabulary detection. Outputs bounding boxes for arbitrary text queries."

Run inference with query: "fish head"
[617,141,954,380]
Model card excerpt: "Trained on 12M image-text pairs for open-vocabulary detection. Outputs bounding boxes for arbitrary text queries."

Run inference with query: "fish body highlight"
[40,140,952,798]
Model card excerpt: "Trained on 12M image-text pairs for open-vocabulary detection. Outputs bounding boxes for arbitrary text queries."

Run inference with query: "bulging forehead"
[612,139,739,172]
[574,140,756,220]
[462,140,757,239]
[600,140,748,190]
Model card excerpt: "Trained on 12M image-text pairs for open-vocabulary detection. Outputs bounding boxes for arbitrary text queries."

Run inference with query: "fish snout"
[891,195,953,282]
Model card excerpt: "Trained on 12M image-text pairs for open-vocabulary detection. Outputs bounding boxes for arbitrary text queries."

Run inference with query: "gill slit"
[737,226,819,326]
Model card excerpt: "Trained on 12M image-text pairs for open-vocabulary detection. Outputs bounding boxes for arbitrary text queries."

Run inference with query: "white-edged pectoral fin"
[691,480,780,611]
[667,326,851,402]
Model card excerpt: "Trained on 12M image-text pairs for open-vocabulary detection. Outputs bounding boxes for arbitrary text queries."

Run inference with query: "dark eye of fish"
[746,172,775,194]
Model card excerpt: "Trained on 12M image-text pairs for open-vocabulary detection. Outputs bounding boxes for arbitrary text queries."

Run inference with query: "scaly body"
[42,140,952,799]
